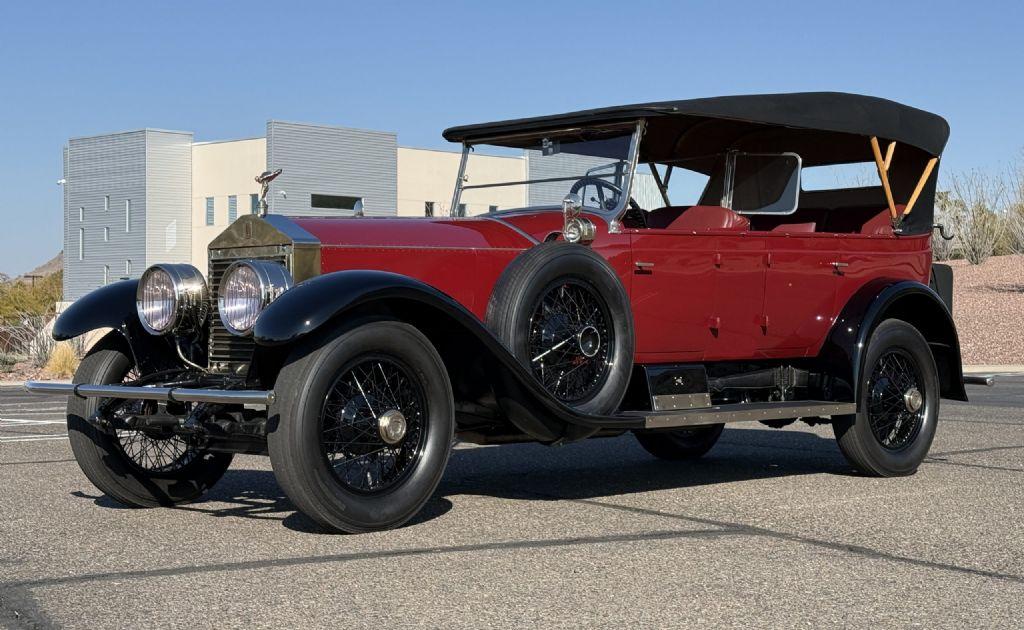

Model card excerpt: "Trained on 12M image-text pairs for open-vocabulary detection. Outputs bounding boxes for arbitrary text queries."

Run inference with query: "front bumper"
[23,381,275,406]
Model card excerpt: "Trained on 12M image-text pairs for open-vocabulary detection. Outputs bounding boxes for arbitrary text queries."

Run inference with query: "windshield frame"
[448,120,645,226]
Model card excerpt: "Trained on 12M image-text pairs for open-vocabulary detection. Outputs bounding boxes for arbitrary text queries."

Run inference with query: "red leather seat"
[860,207,899,236]
[666,205,750,232]
[770,222,816,233]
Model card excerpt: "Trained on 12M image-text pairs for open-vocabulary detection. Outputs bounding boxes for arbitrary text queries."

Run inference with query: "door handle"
[634,261,654,274]
[830,261,850,275]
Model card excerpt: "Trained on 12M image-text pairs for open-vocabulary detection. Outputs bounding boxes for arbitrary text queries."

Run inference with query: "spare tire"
[486,242,634,415]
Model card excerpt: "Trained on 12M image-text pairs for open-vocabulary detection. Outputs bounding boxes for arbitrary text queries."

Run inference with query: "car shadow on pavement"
[440,427,850,505]
[70,427,849,533]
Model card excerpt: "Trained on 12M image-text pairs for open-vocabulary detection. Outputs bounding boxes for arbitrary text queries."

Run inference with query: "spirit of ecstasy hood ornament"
[255,169,283,217]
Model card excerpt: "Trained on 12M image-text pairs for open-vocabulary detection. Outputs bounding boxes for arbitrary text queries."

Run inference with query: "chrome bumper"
[23,381,275,406]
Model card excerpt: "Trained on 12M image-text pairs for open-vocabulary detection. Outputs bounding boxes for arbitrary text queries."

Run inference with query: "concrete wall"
[191,138,265,272]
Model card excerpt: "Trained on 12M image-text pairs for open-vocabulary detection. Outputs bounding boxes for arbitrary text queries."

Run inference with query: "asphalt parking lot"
[1,379,1021,629]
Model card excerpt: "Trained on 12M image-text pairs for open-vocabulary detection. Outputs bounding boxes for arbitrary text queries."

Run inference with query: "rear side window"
[801,162,877,191]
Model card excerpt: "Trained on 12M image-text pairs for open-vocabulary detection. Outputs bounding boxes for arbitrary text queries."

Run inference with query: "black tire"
[67,334,233,507]
[832,319,940,476]
[634,424,725,460]
[486,242,634,415]
[268,321,454,534]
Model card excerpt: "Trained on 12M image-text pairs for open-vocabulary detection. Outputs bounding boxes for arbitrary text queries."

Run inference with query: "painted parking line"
[0,435,69,443]
[0,418,67,427]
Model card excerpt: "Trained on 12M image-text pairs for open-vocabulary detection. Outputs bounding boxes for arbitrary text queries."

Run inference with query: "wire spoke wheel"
[866,349,925,451]
[528,278,614,404]
[110,366,197,473]
[319,355,427,494]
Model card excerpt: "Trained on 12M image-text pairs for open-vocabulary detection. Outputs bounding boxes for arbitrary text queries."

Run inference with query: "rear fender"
[819,279,966,403]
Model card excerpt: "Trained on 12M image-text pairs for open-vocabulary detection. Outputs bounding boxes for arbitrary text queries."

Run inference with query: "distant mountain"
[16,252,63,281]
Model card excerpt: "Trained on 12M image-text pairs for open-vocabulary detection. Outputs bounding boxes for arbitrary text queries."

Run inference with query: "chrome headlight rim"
[217,260,293,337]
[136,264,209,336]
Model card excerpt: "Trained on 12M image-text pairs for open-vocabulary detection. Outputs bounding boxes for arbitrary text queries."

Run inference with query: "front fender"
[52,279,180,375]
[253,270,472,345]
[53,280,138,340]
[253,270,616,442]
[820,279,966,403]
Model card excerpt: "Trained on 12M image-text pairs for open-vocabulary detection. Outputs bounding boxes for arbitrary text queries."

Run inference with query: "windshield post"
[608,119,645,232]
[449,143,471,217]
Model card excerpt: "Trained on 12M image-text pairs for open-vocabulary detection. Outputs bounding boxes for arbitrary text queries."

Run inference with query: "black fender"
[53,280,138,341]
[51,279,179,375]
[819,279,966,404]
[253,270,625,442]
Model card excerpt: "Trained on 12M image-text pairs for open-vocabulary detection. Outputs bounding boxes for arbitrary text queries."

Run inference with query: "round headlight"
[217,260,292,336]
[136,264,209,335]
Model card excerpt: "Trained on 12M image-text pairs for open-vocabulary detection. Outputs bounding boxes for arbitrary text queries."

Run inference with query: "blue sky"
[0,0,1020,276]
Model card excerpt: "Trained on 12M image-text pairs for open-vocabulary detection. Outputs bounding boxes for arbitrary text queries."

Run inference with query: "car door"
[628,230,716,361]
[759,233,840,355]
[708,233,768,360]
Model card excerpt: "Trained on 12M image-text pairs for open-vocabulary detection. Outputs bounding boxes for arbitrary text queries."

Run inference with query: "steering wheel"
[569,176,643,212]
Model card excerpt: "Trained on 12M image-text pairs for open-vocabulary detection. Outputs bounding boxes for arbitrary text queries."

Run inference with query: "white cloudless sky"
[0,0,1020,276]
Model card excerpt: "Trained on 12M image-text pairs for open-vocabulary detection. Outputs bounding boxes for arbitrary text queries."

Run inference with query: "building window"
[488,205,498,213]
[78,207,84,222]
[103,265,109,285]
[125,260,132,276]
[206,197,215,225]
[228,195,237,223]
[78,228,84,260]
[250,193,259,214]
[424,201,435,217]
[104,195,110,212]
[457,203,467,216]
[125,199,131,232]
[103,227,109,242]
[311,194,362,212]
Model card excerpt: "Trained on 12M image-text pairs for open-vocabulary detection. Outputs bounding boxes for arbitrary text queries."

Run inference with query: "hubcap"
[903,387,923,413]
[377,409,407,445]
[577,325,601,358]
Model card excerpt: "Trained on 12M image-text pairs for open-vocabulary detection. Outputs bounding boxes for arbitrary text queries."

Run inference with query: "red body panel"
[290,210,930,364]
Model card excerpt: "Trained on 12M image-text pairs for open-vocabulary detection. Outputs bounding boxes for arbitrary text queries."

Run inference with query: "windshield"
[451,123,640,217]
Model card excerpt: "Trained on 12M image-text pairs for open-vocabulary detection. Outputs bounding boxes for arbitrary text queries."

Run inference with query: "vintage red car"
[28,92,975,533]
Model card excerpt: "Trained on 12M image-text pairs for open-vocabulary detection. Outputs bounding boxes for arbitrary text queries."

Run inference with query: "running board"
[624,400,857,429]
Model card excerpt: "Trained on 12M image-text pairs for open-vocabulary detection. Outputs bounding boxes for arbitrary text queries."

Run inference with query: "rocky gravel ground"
[949,254,1024,365]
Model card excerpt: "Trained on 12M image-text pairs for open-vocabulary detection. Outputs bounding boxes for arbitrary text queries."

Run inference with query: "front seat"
[666,205,750,232]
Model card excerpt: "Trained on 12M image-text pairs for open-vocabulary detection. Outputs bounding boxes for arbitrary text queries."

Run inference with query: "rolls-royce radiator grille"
[207,247,289,374]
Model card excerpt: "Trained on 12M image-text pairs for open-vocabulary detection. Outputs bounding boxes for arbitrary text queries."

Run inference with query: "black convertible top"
[443,92,949,157]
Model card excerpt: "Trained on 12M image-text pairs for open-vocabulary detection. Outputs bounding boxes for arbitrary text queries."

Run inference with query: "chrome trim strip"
[637,401,856,429]
[24,381,275,406]
[482,216,540,245]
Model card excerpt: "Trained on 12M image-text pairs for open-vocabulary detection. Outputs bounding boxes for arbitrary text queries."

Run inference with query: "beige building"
[65,119,656,300]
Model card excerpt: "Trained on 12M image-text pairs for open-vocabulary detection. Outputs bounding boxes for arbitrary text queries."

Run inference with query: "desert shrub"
[0,352,20,371]
[946,171,1005,265]
[45,341,79,377]
[0,271,62,324]
[1004,158,1024,255]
